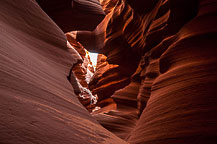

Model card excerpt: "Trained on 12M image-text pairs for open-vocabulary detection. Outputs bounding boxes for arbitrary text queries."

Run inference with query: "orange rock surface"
[1,0,217,143]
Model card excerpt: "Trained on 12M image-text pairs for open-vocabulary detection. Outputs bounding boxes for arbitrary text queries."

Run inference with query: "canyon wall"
[0,0,126,143]
[1,0,217,144]
[128,0,217,143]
[74,0,217,143]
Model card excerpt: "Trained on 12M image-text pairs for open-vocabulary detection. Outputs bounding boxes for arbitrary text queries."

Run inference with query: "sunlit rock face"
[1,0,217,143]
[77,0,155,103]
[66,33,98,112]
[73,0,217,143]
[66,33,88,87]
[89,55,131,102]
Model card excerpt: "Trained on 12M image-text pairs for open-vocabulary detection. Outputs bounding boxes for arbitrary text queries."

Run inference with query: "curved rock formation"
[0,0,125,143]
[128,1,217,143]
[75,0,145,103]
[36,0,105,32]
[75,0,217,143]
[92,80,140,139]
[66,32,98,112]
[73,0,165,103]
[1,0,217,143]
[137,0,199,114]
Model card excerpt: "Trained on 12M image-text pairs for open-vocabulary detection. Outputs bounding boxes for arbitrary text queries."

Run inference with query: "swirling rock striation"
[0,0,126,143]
[128,0,217,143]
[79,0,217,143]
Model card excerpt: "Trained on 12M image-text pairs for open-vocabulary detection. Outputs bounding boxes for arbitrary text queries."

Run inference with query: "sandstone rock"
[1,0,217,143]
[66,33,99,112]
[0,1,126,143]
[128,0,217,143]
[36,0,105,32]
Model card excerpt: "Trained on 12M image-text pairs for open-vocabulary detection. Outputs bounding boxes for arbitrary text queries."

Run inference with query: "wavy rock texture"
[76,0,162,102]
[0,0,126,143]
[66,33,88,87]
[73,0,217,143]
[75,0,165,139]
[66,33,98,112]
[1,0,217,143]
[128,0,217,143]
[89,61,131,102]
[136,0,200,114]
[92,80,140,139]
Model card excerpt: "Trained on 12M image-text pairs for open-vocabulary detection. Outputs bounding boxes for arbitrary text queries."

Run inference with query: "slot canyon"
[1,0,217,143]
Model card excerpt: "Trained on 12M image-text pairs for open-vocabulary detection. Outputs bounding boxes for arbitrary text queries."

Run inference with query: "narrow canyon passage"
[1,0,217,144]
[66,34,140,139]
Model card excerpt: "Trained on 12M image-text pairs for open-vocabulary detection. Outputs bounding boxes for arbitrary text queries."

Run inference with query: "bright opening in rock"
[87,51,98,71]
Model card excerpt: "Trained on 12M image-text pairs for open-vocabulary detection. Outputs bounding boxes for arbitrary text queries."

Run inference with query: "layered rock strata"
[74,0,217,143]
[66,33,98,112]
[128,1,217,143]
[1,0,217,144]
[0,0,125,143]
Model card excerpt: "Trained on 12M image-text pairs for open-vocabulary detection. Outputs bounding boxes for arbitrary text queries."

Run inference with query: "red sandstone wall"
[0,1,126,143]
[76,0,217,143]
[1,0,217,143]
